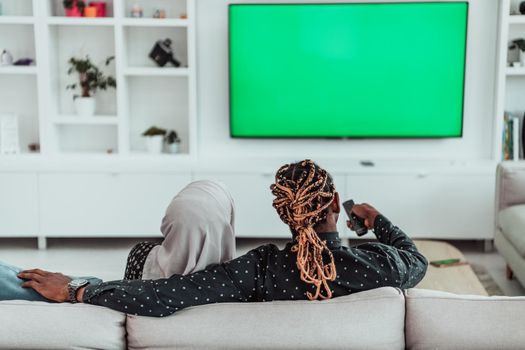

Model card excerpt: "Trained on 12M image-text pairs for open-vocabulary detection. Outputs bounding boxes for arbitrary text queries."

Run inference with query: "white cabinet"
[346,172,495,239]
[39,172,191,237]
[0,173,38,237]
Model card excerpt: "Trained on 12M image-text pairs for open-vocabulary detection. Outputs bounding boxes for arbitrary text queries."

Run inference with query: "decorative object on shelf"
[510,39,525,67]
[13,58,35,66]
[66,56,116,116]
[142,126,167,154]
[153,9,167,19]
[0,114,20,155]
[28,143,40,153]
[84,6,97,17]
[149,39,181,67]
[63,0,85,17]
[165,130,180,154]
[180,13,187,19]
[520,1,525,15]
[1,50,14,66]
[130,3,143,18]
[89,1,107,17]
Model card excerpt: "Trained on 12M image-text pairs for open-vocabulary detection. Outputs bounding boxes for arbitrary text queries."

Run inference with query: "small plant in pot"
[63,0,86,17]
[165,130,181,154]
[66,56,116,117]
[142,126,167,154]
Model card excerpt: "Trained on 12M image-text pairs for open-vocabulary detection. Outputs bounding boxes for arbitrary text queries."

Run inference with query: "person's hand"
[346,203,380,230]
[18,269,72,303]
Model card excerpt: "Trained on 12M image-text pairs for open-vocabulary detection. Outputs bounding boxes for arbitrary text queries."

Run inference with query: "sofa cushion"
[127,287,405,350]
[405,289,525,350]
[0,300,126,350]
[499,204,525,258]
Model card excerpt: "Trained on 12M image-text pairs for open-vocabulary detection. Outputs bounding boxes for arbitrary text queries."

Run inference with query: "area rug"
[470,263,505,296]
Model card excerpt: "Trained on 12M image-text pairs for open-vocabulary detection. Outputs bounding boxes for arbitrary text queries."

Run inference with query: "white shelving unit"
[0,0,196,156]
[494,0,525,159]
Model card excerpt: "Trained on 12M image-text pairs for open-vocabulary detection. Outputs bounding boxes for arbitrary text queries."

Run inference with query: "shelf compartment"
[0,0,33,16]
[0,16,35,24]
[122,18,188,27]
[53,115,119,125]
[57,124,118,154]
[123,0,187,20]
[124,26,188,68]
[0,66,37,75]
[46,0,114,18]
[127,76,189,155]
[48,25,117,117]
[0,23,36,66]
[123,67,189,77]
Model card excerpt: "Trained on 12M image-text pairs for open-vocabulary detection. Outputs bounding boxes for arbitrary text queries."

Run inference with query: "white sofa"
[1,287,525,350]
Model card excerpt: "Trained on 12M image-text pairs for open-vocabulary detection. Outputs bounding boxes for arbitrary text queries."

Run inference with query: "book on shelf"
[502,112,522,161]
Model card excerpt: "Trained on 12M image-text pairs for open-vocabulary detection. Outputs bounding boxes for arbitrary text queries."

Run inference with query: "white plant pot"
[521,50,525,67]
[145,135,164,154]
[166,142,180,154]
[75,97,96,116]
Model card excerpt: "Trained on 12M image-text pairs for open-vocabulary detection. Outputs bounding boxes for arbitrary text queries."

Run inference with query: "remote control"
[342,200,368,236]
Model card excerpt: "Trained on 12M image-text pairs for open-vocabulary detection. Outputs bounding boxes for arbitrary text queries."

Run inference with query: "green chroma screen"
[229,2,468,138]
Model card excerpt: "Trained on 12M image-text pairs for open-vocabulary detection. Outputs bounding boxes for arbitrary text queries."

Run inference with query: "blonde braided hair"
[270,160,337,300]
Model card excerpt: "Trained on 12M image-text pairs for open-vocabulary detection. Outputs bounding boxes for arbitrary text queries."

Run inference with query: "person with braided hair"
[10,160,427,317]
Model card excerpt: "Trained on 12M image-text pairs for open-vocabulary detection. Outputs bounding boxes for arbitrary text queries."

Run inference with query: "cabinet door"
[346,173,495,239]
[195,173,346,238]
[39,173,191,237]
[0,173,38,237]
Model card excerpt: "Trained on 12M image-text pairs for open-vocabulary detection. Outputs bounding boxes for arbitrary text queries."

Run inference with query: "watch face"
[70,279,89,288]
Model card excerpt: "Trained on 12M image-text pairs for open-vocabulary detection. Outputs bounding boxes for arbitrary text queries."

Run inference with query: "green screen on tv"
[229,2,468,138]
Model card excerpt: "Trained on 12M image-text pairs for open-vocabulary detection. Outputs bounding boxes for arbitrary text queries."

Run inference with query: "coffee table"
[414,240,488,296]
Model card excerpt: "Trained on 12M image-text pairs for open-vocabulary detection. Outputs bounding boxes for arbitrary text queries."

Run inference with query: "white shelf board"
[0,16,35,24]
[509,15,525,24]
[53,116,119,125]
[122,18,188,27]
[0,66,37,75]
[46,17,115,26]
[506,67,525,76]
[124,67,189,77]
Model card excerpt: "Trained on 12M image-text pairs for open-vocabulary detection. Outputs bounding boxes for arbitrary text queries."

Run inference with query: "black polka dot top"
[83,215,428,317]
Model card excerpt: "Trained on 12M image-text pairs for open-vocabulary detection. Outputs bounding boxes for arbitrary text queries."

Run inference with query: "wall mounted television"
[229,2,468,138]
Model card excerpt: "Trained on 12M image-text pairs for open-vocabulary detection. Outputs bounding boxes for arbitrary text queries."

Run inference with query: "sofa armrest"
[496,162,525,214]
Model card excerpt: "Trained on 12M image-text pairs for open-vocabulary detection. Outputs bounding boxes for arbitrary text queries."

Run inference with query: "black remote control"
[342,200,368,236]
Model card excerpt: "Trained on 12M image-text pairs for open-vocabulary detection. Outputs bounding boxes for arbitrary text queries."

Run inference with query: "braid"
[270,159,337,300]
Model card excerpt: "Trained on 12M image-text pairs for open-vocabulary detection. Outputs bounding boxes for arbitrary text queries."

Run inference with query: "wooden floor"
[0,237,524,296]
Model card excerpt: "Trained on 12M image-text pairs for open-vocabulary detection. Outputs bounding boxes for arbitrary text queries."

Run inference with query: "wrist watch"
[67,279,90,303]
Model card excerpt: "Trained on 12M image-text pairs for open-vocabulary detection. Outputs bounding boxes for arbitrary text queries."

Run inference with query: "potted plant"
[142,126,167,154]
[165,130,181,154]
[63,0,85,17]
[66,56,116,116]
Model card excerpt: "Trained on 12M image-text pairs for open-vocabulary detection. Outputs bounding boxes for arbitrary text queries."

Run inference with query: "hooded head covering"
[142,180,236,279]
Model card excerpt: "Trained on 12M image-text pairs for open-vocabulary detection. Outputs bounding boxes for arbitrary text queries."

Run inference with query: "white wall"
[195,0,499,161]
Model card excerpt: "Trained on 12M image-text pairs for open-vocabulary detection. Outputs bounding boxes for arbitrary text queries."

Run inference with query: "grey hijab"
[142,180,236,279]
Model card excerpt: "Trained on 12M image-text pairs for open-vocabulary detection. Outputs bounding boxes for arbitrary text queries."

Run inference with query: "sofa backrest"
[405,288,525,350]
[0,300,126,350]
[496,162,525,216]
[126,286,405,350]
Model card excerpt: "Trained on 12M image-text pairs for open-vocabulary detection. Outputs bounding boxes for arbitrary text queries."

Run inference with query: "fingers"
[346,220,354,230]
[17,272,44,282]
[21,280,39,289]
[22,268,48,276]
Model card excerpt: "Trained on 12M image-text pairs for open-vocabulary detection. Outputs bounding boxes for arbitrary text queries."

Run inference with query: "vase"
[145,135,164,154]
[166,142,180,154]
[74,97,96,116]
[65,0,82,17]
